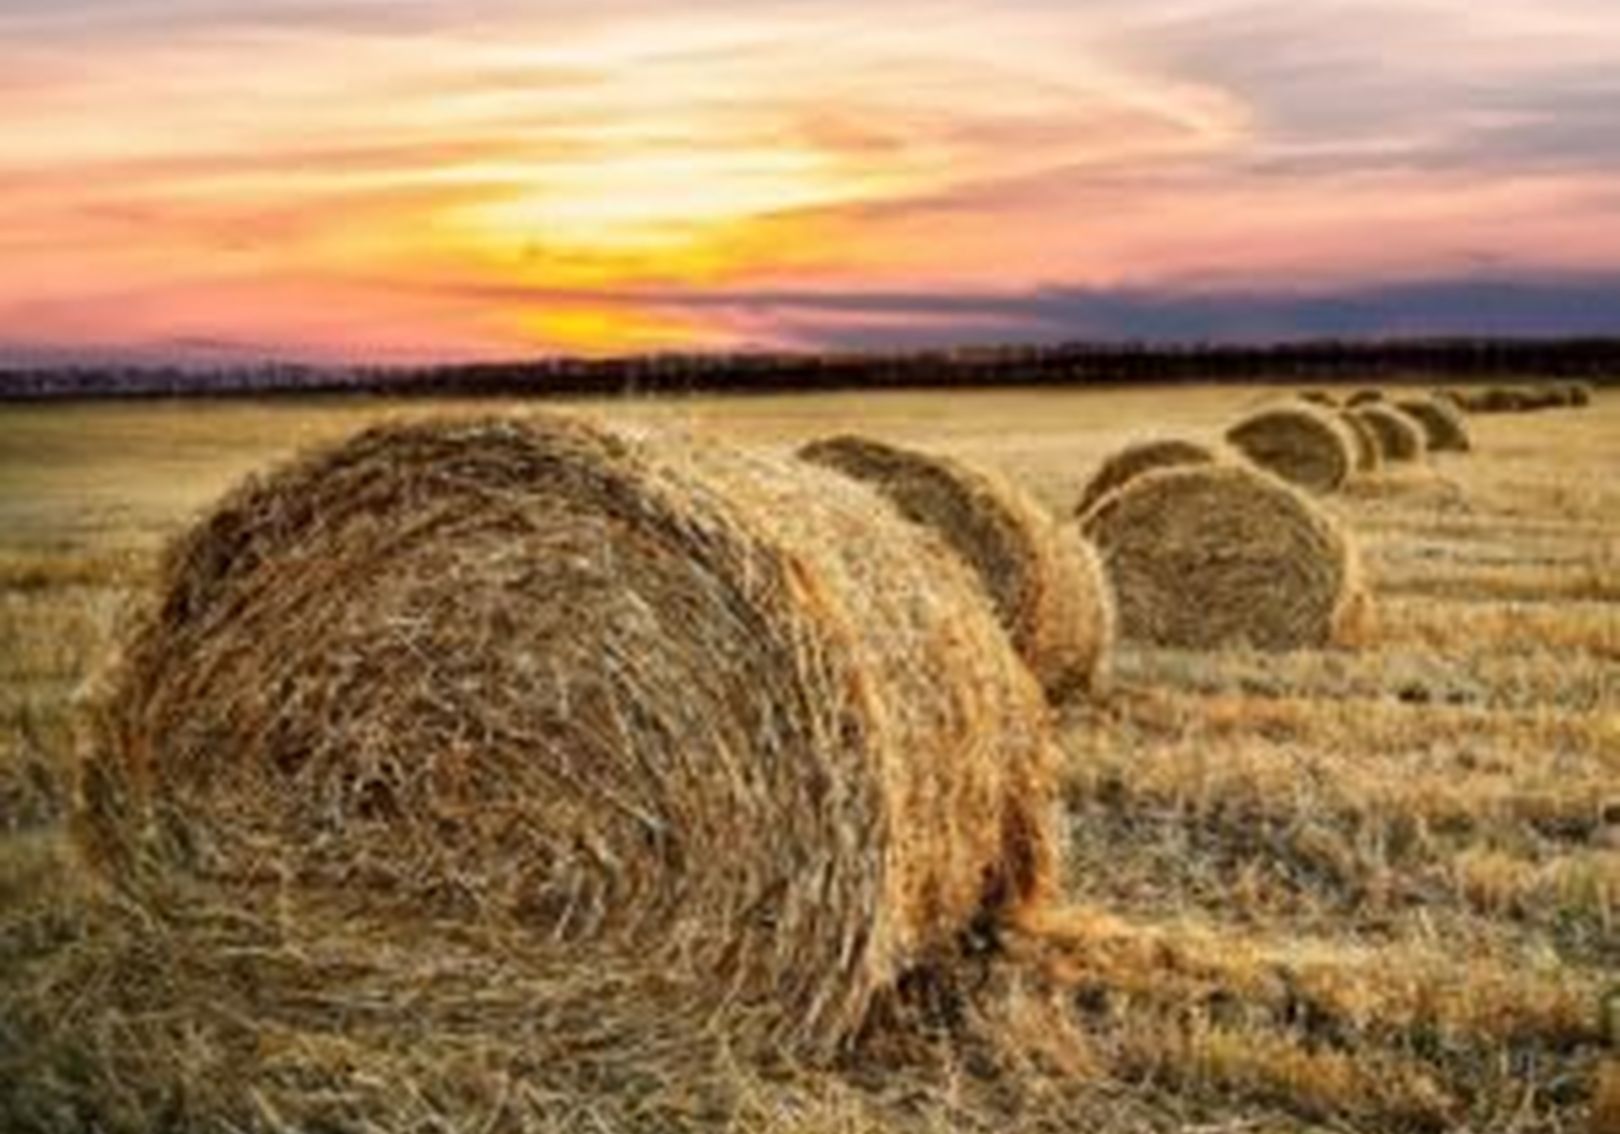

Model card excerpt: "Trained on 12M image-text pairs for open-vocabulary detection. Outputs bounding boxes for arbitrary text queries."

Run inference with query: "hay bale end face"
[1074,437,1219,519]
[1337,410,1383,473]
[1394,395,1471,453]
[1080,463,1368,652]
[799,434,1112,700]
[1224,405,1354,493]
[80,414,1063,1056]
[1352,404,1426,462]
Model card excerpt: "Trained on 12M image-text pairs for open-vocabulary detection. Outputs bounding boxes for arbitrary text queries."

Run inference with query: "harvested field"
[1,382,1615,1134]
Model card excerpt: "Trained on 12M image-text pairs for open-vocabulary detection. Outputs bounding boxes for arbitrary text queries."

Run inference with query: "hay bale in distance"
[80,414,1063,1056]
[1352,404,1426,462]
[799,434,1112,700]
[1074,437,1219,519]
[1224,405,1355,493]
[1080,463,1369,651]
[1299,390,1338,408]
[1520,385,1564,411]
[1347,389,1385,407]
[1337,410,1382,474]
[1394,395,1471,452]
[1543,382,1596,408]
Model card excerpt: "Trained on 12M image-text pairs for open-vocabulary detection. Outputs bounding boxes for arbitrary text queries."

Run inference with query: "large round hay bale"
[1074,437,1219,518]
[799,434,1112,700]
[1079,464,1368,651]
[1394,395,1471,452]
[1352,404,1425,462]
[1224,405,1354,493]
[1337,410,1382,473]
[78,415,1062,1056]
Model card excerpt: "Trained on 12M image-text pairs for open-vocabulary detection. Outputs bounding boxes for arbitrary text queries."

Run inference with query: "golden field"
[1,384,1616,1132]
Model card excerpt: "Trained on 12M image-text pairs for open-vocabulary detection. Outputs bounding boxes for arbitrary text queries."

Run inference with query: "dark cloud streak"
[433,271,1620,347]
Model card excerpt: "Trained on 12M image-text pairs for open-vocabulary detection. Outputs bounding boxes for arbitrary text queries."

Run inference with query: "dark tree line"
[2,338,1616,402]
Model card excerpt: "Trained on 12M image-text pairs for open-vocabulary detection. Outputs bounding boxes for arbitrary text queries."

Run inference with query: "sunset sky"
[2,0,1618,361]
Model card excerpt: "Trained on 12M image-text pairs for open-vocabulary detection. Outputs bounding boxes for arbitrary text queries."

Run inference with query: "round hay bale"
[1557,383,1593,407]
[1224,405,1355,493]
[1516,385,1561,411]
[1079,463,1369,651]
[1477,387,1526,413]
[1347,389,1385,407]
[1352,404,1425,462]
[1337,410,1383,473]
[799,434,1112,700]
[1074,437,1219,518]
[78,414,1063,1056]
[1394,395,1471,452]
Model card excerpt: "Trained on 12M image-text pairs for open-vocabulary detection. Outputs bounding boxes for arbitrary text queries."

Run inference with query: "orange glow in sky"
[1,1,1618,361]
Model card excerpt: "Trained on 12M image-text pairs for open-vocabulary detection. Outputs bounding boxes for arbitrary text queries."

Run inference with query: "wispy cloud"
[0,0,1616,356]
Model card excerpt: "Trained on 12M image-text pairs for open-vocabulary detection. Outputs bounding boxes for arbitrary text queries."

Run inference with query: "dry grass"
[2,383,1616,1133]
[1594,1061,1620,1134]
